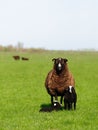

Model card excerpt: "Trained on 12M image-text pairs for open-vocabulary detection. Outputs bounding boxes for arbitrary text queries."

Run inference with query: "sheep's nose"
[58,63,62,70]
[58,63,61,68]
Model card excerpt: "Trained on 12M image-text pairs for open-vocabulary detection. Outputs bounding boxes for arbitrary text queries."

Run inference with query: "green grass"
[0,51,98,130]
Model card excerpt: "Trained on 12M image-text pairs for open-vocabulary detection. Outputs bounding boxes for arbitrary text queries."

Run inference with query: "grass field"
[0,51,98,130]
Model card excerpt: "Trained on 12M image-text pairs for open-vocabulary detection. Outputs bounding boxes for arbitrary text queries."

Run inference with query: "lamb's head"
[52,57,68,74]
[53,101,62,110]
[67,86,75,93]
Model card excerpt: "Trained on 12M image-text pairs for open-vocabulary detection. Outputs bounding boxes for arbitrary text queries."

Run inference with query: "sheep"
[39,101,62,112]
[13,55,20,60]
[21,57,29,60]
[64,86,77,110]
[45,57,75,105]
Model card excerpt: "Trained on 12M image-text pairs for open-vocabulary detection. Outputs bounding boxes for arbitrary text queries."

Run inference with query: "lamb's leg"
[64,98,67,109]
[70,103,72,110]
[74,102,76,110]
[64,102,67,110]
[68,103,70,110]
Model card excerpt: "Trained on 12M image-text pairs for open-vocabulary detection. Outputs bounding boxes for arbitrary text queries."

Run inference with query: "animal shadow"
[39,102,62,112]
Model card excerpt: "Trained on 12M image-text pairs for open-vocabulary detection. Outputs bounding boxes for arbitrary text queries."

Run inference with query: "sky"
[0,0,98,50]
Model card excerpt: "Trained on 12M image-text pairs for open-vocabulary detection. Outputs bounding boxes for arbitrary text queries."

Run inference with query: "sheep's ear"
[52,58,56,62]
[64,58,68,62]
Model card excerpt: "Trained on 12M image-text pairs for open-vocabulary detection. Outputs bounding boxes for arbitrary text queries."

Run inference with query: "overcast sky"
[0,0,98,50]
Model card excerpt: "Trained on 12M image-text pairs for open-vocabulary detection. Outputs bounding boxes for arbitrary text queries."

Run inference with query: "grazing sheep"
[64,86,77,110]
[13,55,20,60]
[39,101,62,112]
[45,57,75,105]
[21,57,29,60]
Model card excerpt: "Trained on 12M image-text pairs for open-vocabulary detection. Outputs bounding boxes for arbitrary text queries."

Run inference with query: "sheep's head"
[52,57,68,74]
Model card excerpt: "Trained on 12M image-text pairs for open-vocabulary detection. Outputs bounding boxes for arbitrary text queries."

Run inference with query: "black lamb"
[39,101,62,112]
[64,86,77,110]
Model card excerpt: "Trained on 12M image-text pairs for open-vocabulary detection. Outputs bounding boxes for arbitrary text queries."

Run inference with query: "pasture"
[0,51,98,130]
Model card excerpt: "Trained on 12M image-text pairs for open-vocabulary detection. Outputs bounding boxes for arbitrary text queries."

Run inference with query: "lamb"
[45,57,75,105]
[64,86,77,110]
[39,101,62,112]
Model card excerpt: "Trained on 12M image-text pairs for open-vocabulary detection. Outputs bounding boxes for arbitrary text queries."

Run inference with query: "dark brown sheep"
[45,57,75,105]
[13,55,20,60]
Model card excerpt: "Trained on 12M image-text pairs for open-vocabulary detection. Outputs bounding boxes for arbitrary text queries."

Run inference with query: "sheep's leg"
[60,96,63,105]
[51,96,53,105]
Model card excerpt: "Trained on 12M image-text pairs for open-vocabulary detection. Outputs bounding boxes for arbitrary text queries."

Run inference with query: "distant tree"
[17,42,24,51]
[7,45,14,51]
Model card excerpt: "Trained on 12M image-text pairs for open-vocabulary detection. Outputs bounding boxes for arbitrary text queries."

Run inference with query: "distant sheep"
[45,57,75,105]
[64,86,77,110]
[13,55,20,60]
[21,57,29,60]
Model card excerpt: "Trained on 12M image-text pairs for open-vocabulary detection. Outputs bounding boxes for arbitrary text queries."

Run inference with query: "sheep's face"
[52,58,68,74]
